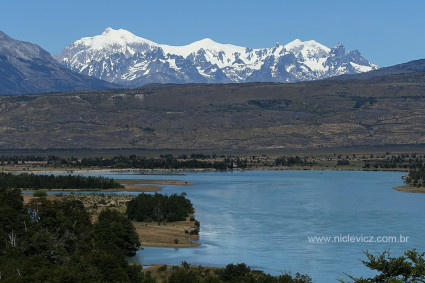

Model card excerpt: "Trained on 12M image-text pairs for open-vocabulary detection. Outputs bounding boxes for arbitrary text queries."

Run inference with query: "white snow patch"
[196,66,211,78]
[350,62,374,73]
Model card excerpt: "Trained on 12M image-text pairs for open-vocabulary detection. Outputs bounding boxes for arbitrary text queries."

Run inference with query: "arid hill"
[1,73,425,150]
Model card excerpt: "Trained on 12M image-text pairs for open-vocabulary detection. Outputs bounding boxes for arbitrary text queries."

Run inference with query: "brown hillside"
[1,74,425,150]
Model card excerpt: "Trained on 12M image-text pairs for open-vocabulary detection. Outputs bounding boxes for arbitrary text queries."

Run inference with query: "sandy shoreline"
[394,185,425,193]
[19,178,192,194]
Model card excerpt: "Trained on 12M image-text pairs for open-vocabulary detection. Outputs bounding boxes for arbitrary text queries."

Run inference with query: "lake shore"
[19,178,193,193]
[133,218,200,248]
[22,177,199,248]
[394,185,425,193]
[0,163,410,174]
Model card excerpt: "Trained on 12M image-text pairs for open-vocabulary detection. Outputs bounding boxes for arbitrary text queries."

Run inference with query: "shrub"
[337,159,350,165]
[33,189,47,197]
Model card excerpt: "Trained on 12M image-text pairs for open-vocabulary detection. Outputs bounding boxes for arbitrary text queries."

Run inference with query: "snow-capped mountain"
[55,28,378,86]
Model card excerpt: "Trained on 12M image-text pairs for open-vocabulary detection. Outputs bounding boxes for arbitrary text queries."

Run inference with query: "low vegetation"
[149,262,312,283]
[79,154,233,170]
[32,189,47,197]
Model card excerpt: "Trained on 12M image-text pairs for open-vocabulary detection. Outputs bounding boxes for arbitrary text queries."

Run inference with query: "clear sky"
[1,0,424,67]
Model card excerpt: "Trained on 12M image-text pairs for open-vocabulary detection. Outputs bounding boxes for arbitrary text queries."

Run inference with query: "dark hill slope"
[331,59,425,81]
[1,74,425,150]
[0,31,119,95]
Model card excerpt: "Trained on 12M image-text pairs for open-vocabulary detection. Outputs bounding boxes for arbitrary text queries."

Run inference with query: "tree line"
[4,152,425,170]
[0,173,123,190]
[363,155,424,169]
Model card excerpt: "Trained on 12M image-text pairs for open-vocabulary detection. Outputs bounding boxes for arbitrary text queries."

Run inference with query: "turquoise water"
[82,170,422,282]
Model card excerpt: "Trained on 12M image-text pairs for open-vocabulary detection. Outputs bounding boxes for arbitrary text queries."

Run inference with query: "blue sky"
[1,0,424,67]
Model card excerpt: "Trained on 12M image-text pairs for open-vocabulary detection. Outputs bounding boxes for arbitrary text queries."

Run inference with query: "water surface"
[83,170,422,282]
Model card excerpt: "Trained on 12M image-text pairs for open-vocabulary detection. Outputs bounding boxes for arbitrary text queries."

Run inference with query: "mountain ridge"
[0,30,119,95]
[55,28,378,87]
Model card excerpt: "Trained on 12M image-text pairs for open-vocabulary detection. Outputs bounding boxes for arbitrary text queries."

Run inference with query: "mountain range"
[3,28,425,96]
[0,31,117,95]
[55,28,378,87]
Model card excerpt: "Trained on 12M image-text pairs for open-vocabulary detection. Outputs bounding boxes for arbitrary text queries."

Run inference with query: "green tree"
[94,209,141,256]
[340,249,425,282]
[127,193,194,222]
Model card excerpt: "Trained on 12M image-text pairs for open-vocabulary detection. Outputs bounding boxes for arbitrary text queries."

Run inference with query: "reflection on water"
[47,170,425,282]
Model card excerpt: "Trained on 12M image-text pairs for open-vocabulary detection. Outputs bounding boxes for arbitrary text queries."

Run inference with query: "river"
[78,170,423,282]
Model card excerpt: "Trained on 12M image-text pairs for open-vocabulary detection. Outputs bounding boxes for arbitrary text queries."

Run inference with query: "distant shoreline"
[0,165,410,174]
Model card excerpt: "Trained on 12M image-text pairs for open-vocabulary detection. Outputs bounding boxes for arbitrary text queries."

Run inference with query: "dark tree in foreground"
[94,209,141,256]
[0,188,150,282]
[340,249,425,282]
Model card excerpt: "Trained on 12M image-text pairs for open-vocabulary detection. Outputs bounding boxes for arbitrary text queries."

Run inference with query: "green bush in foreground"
[340,249,425,282]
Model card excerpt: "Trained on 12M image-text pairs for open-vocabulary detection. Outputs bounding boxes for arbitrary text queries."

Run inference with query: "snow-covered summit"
[285,39,330,58]
[160,38,248,57]
[55,28,378,86]
[75,27,156,50]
